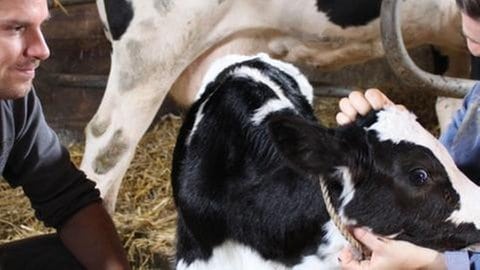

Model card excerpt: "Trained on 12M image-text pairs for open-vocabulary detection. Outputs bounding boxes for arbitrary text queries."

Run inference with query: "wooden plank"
[45,73,108,88]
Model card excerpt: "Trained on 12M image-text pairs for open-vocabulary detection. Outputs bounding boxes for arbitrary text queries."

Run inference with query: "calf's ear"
[268,115,346,175]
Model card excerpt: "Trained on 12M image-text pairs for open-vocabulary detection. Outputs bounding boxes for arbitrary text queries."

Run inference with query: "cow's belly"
[176,229,346,270]
[169,29,382,107]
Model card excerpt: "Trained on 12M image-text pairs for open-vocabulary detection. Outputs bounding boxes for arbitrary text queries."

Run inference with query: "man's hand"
[339,228,446,270]
[58,202,130,270]
[336,88,397,125]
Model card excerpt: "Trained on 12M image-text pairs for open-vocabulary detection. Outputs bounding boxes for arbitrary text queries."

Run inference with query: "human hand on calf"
[336,88,404,125]
[339,228,446,270]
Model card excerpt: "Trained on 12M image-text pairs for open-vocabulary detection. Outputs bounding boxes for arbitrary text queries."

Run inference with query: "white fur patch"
[251,99,294,125]
[229,66,296,125]
[368,106,480,229]
[176,234,348,270]
[290,221,347,270]
[195,54,260,101]
[188,53,313,141]
[195,53,313,103]
[176,241,287,270]
[335,167,357,226]
[186,99,207,145]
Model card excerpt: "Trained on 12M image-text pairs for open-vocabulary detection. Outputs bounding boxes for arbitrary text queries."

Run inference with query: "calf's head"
[269,106,480,251]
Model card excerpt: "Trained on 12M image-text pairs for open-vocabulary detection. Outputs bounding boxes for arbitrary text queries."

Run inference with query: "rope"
[318,175,371,260]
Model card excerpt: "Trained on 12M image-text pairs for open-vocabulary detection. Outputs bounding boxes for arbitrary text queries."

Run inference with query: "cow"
[171,53,480,270]
[83,0,472,212]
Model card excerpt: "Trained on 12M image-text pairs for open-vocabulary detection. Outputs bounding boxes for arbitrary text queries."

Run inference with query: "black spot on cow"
[316,0,382,28]
[104,0,134,40]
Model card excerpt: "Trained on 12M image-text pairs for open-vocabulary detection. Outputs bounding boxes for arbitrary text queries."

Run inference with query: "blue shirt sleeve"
[440,83,480,183]
[445,251,470,270]
[445,251,480,270]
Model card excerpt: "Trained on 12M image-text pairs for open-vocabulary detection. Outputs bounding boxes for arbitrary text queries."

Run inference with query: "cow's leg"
[82,0,233,212]
[80,66,171,212]
[80,31,202,212]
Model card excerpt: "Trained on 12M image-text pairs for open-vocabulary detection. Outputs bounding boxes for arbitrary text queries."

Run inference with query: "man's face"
[0,0,50,99]
[462,12,480,57]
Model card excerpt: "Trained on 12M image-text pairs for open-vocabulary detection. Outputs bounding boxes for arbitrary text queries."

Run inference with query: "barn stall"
[0,0,469,269]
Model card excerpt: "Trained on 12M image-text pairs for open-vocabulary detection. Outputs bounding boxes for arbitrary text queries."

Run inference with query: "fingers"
[339,247,356,269]
[336,88,397,126]
[349,91,373,115]
[339,247,369,270]
[352,228,387,252]
[364,88,393,110]
[336,91,372,125]
[337,97,358,124]
[336,112,352,126]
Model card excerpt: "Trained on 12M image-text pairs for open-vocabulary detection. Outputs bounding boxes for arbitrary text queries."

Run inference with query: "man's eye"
[10,25,25,32]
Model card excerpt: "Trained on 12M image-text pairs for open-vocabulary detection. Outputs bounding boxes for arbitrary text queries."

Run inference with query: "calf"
[172,54,480,269]
[82,0,469,212]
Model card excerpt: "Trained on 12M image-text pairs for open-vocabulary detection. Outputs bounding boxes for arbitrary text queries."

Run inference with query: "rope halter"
[318,175,371,260]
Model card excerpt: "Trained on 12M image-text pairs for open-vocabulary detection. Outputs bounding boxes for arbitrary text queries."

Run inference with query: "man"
[338,0,480,269]
[0,0,130,269]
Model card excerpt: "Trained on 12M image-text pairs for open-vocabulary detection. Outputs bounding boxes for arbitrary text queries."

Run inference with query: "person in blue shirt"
[338,88,480,270]
[338,1,480,269]
[0,0,130,269]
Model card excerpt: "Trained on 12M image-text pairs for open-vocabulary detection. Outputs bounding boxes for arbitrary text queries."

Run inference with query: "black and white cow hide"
[83,0,469,212]
[171,54,480,270]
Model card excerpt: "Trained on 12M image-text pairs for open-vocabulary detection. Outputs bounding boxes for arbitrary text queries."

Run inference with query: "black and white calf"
[171,54,480,269]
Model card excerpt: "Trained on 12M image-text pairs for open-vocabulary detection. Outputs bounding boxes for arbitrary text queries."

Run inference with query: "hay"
[0,114,182,269]
[70,114,182,269]
[0,96,437,269]
[50,0,68,14]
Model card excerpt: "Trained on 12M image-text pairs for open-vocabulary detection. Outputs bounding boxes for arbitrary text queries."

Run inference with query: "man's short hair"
[457,0,480,19]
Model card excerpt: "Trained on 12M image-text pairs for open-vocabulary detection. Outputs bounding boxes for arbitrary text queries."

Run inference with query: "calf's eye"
[409,168,429,186]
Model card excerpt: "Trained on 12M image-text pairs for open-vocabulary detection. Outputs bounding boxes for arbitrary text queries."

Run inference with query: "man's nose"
[25,28,50,61]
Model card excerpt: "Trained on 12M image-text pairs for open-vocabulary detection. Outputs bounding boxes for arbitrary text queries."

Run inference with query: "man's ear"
[268,115,346,175]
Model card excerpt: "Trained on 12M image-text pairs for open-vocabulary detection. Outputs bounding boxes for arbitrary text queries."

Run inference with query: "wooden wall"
[35,2,110,142]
